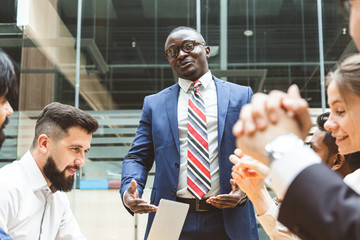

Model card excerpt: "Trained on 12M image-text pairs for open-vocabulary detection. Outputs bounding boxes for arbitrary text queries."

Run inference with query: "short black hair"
[31,102,98,148]
[167,26,205,44]
[316,112,338,157]
[168,26,199,37]
[0,51,17,102]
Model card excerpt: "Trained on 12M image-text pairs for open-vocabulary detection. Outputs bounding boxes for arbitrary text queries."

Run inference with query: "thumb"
[129,179,137,193]
[287,84,301,98]
[230,179,238,191]
[234,148,245,158]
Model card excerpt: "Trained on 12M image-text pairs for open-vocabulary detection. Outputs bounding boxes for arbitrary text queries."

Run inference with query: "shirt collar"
[19,150,50,192]
[178,70,212,93]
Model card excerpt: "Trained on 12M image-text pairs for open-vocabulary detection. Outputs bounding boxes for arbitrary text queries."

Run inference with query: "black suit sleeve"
[278,163,360,240]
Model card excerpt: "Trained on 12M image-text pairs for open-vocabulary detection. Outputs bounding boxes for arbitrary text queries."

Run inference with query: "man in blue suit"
[120,26,258,240]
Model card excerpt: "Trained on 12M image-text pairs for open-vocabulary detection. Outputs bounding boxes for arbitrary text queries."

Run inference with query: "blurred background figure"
[0,50,17,240]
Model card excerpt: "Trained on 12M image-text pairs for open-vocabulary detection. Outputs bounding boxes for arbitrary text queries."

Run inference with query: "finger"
[207,196,239,208]
[283,84,303,117]
[283,85,312,139]
[231,162,243,175]
[127,198,148,210]
[128,179,137,193]
[230,155,256,173]
[209,202,236,208]
[236,159,269,178]
[232,171,244,182]
[127,198,147,213]
[232,119,244,137]
[243,169,259,178]
[287,84,301,98]
[129,198,148,205]
[283,85,306,118]
[233,148,244,158]
[132,204,158,214]
[230,179,239,191]
[229,154,240,165]
[250,93,269,130]
[267,90,287,123]
[239,104,256,135]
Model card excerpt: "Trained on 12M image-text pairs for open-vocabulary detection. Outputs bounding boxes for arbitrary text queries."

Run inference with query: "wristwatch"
[264,133,304,166]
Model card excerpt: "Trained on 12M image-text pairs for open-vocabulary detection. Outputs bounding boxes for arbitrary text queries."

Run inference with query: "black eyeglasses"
[165,40,205,59]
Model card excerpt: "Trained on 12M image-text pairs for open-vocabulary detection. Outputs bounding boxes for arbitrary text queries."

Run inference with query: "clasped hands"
[232,84,312,165]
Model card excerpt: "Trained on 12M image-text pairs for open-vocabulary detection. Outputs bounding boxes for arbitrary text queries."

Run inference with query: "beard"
[43,155,78,192]
[0,117,9,149]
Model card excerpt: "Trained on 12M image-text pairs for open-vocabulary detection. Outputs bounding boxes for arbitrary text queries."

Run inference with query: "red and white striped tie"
[187,80,211,199]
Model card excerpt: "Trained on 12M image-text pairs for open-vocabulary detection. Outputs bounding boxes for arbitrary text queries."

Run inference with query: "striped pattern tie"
[187,80,211,199]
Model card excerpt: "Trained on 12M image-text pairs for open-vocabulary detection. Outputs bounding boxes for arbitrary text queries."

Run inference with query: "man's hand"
[123,179,158,214]
[233,85,312,141]
[206,179,246,208]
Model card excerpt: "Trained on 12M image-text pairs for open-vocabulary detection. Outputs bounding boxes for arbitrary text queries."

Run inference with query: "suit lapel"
[165,83,180,153]
[214,76,230,148]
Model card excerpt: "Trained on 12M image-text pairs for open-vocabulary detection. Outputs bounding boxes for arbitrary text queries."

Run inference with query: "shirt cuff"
[268,145,321,200]
[257,202,279,219]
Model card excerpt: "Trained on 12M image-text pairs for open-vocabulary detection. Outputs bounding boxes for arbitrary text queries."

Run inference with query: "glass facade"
[0,0,356,239]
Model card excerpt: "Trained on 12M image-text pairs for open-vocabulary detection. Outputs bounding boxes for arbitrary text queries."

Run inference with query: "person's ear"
[37,134,50,154]
[205,46,211,59]
[331,153,345,171]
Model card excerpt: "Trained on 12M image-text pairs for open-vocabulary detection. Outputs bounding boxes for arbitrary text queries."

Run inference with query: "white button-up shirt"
[176,70,220,198]
[0,151,85,240]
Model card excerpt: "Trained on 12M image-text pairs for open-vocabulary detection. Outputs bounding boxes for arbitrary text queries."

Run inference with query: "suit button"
[175,163,179,168]
[172,189,176,196]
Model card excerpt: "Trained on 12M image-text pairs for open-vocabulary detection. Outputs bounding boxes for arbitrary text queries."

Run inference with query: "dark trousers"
[179,209,230,240]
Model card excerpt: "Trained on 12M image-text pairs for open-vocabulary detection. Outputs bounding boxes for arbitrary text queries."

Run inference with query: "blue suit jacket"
[120,76,258,239]
[0,228,11,240]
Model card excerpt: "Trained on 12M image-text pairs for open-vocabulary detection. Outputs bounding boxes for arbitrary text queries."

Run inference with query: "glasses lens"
[166,47,178,58]
[182,41,195,53]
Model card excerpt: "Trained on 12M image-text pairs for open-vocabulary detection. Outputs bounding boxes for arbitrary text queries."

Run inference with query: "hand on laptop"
[206,179,246,208]
[124,179,158,214]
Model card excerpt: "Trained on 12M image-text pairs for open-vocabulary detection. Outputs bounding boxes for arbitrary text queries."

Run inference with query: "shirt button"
[175,163,180,168]
[171,189,176,196]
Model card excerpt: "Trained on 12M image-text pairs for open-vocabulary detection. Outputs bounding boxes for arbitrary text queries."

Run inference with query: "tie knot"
[193,80,201,90]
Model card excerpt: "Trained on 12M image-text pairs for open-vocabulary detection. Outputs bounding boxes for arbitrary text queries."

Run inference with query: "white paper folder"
[147,199,189,240]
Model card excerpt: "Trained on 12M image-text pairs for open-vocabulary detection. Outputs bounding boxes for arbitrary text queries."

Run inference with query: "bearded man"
[0,102,98,239]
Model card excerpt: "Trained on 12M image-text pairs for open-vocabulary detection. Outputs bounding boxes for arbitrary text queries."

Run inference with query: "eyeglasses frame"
[164,40,205,59]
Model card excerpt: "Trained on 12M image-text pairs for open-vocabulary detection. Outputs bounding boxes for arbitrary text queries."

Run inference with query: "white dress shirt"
[176,70,221,198]
[0,151,85,240]
[344,168,360,194]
